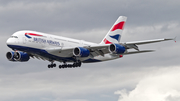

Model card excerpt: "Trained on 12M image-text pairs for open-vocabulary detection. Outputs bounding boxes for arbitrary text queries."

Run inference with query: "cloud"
[1,0,180,101]
[2,18,179,101]
[115,66,180,101]
[1,0,180,34]
[0,61,160,101]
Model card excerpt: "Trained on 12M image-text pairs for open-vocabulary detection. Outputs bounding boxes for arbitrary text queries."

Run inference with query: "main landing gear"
[48,62,56,68]
[47,61,82,69]
[59,62,82,69]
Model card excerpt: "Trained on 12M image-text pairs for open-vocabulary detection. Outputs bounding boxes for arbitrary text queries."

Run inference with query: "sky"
[0,0,180,101]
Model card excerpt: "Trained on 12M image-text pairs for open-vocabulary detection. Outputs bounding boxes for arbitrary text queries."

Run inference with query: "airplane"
[6,16,175,69]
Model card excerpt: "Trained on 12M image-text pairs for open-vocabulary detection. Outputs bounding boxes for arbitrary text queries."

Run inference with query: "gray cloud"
[0,0,180,34]
[1,0,180,101]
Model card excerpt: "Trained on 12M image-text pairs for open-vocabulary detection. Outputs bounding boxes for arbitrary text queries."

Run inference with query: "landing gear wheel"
[53,64,56,67]
[73,63,76,68]
[59,65,62,69]
[48,62,56,68]
[48,65,51,68]
[58,61,82,69]
[79,62,82,67]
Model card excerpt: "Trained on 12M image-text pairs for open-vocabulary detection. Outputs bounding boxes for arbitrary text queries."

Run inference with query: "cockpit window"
[11,36,18,38]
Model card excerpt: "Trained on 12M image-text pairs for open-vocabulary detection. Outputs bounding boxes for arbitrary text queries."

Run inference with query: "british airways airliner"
[6,16,174,69]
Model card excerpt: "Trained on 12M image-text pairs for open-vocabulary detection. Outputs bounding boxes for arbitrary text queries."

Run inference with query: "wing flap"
[86,44,110,56]
[122,50,154,55]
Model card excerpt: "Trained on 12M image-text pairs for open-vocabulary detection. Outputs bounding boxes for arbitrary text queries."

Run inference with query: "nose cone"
[6,38,15,46]
[6,38,17,49]
[6,38,13,45]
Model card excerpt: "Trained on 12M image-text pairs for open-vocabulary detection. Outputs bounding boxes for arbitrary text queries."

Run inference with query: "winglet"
[174,36,177,43]
[164,37,177,42]
[165,37,177,43]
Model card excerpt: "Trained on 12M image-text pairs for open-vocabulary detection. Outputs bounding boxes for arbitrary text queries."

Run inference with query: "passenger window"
[10,36,18,38]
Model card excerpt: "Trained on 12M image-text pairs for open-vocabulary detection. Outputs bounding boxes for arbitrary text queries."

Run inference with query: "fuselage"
[6,30,120,63]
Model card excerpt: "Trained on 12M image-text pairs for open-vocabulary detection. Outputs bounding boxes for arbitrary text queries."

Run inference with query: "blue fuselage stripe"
[7,45,76,62]
[7,45,101,63]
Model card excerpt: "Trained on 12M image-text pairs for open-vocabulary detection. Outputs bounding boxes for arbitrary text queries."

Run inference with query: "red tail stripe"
[104,38,112,44]
[111,21,125,31]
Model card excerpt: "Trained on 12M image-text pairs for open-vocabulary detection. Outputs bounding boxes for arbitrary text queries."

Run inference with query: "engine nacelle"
[73,47,90,57]
[15,51,30,62]
[6,51,30,62]
[109,44,126,54]
[6,51,15,61]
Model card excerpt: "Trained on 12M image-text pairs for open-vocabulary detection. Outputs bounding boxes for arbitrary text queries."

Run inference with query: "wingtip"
[174,36,177,43]
[164,37,177,43]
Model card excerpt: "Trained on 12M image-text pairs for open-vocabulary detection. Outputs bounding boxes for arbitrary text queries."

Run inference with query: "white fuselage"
[6,30,120,63]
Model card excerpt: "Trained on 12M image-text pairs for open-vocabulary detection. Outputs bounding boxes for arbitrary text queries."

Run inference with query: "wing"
[44,38,174,59]
[88,38,174,56]
[122,38,175,50]
[125,38,173,45]
[45,44,110,57]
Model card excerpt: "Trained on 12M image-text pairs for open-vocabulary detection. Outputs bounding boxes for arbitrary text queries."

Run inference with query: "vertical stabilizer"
[100,16,127,44]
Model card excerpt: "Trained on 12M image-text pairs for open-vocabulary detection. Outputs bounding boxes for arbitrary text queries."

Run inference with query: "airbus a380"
[6,16,175,69]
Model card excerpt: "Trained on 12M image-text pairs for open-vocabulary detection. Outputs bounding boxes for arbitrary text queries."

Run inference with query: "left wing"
[88,38,175,55]
[122,38,175,51]
[125,38,174,45]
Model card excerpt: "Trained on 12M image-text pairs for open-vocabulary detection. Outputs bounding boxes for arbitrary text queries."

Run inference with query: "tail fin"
[100,16,127,44]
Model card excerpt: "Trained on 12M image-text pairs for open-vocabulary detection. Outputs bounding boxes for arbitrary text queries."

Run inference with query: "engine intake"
[6,51,15,61]
[109,44,126,54]
[73,47,90,57]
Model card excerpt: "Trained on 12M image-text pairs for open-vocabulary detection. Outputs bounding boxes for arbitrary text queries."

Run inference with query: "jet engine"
[6,51,15,61]
[73,47,90,57]
[109,43,126,54]
[6,51,30,62]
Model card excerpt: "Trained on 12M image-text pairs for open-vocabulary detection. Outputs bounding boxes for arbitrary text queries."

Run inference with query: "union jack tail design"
[100,16,127,44]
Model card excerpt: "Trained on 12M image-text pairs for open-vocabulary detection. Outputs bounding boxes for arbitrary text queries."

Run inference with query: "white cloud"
[115,66,180,101]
